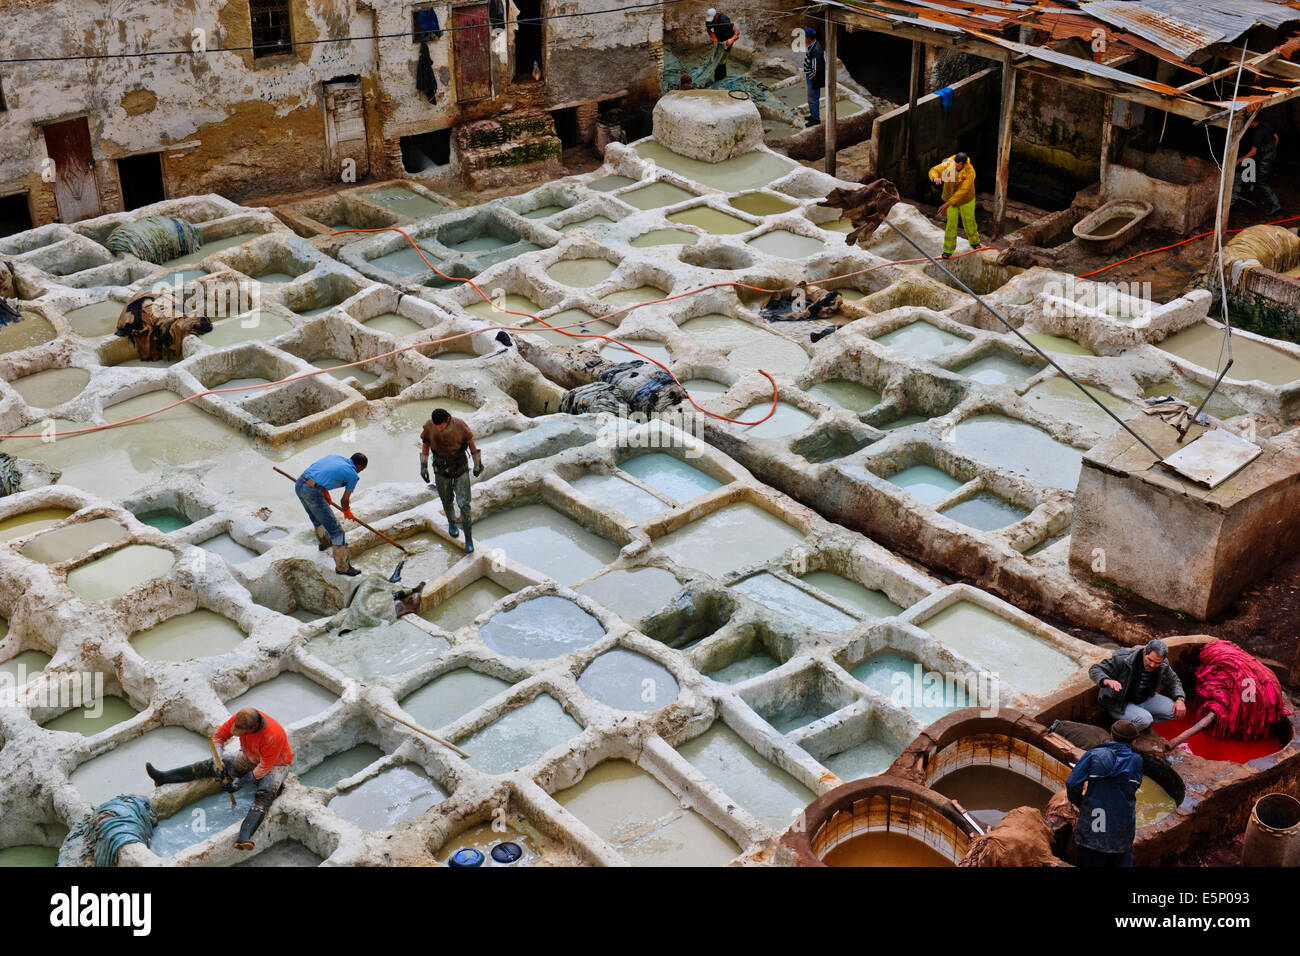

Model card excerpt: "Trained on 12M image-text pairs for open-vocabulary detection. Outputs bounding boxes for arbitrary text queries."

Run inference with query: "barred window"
[250,0,293,58]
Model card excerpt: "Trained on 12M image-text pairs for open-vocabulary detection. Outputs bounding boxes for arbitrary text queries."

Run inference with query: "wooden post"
[1215,114,1248,245]
[992,55,1016,238]
[905,40,922,165]
[825,9,838,177]
[1099,96,1114,200]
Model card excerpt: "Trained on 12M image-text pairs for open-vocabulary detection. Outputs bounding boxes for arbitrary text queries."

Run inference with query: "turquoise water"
[886,465,962,505]
[480,596,605,659]
[461,695,583,775]
[941,492,1030,531]
[619,453,722,503]
[731,573,858,631]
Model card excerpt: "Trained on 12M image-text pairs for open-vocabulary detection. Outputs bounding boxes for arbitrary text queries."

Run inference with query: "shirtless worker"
[420,407,483,553]
[145,706,293,851]
[297,451,368,576]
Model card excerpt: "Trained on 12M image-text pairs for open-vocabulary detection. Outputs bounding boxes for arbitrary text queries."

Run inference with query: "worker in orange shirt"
[928,151,983,259]
[146,706,294,851]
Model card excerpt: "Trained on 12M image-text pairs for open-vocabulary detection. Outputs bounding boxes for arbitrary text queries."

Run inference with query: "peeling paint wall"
[1011,71,1106,207]
[0,0,663,227]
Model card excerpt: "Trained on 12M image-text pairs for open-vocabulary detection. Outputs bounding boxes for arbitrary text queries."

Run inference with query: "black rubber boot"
[463,525,474,554]
[234,806,265,851]
[146,759,217,786]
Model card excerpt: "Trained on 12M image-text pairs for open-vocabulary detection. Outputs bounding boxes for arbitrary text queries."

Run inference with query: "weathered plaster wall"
[0,0,662,225]
[1011,71,1105,205]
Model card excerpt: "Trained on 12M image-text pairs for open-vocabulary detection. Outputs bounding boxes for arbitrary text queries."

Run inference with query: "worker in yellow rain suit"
[928,152,982,259]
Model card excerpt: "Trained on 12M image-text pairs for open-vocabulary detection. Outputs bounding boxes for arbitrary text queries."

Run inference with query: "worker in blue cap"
[802,27,826,126]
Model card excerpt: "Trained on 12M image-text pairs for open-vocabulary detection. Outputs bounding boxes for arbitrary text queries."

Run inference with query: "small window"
[250,0,293,58]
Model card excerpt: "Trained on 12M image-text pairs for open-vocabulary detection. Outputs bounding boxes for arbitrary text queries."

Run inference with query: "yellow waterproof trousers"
[944,199,980,255]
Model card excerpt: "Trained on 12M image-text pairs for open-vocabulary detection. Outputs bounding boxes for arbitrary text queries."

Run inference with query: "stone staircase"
[453,111,564,191]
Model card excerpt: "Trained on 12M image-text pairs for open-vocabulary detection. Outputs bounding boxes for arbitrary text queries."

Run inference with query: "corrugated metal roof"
[1082,0,1300,59]
[823,0,1300,115]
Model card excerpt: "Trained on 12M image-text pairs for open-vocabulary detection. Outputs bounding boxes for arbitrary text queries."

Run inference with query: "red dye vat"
[1153,717,1286,763]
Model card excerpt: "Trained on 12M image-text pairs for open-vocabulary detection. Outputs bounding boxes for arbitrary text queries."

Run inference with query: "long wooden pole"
[824,9,838,177]
[377,707,473,760]
[906,39,922,167]
[209,736,236,807]
[1166,711,1215,749]
[273,466,411,554]
[992,54,1016,239]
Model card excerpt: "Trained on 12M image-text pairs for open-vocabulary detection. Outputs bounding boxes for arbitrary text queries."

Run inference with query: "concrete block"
[1070,413,1300,619]
[652,89,762,162]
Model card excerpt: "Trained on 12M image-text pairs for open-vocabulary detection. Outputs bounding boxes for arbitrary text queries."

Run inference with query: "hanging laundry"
[416,41,438,103]
[414,8,443,38]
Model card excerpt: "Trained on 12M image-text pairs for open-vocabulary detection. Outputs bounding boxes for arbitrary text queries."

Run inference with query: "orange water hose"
[0,226,983,441]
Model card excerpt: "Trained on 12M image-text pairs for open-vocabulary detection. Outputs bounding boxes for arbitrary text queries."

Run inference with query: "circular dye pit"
[578,648,680,711]
[822,831,955,867]
[1154,716,1290,762]
[10,367,91,408]
[923,726,1073,829]
[66,544,176,600]
[546,258,617,288]
[479,596,605,659]
[784,779,974,867]
[929,765,1056,829]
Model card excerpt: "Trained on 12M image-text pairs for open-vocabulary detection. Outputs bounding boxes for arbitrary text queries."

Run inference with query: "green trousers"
[434,470,472,531]
[944,199,981,254]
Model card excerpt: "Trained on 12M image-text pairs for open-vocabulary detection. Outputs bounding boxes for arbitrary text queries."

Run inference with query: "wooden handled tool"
[273,466,411,554]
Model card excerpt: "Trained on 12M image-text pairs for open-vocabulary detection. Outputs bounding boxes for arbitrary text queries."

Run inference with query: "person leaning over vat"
[146,707,293,852]
[1090,638,1187,731]
[420,407,483,553]
[1066,719,1144,867]
[296,451,368,576]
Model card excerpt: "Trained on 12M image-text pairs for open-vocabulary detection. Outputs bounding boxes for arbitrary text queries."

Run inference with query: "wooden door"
[454,4,492,103]
[42,117,102,222]
[323,79,370,180]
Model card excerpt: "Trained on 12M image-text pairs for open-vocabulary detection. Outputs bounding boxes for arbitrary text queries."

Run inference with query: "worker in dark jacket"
[802,27,826,126]
[1232,115,1281,216]
[1066,719,1144,867]
[705,8,738,82]
[1089,638,1186,731]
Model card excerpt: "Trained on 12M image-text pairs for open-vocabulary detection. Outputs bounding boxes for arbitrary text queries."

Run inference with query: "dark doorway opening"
[401,129,452,173]
[839,30,912,105]
[117,153,166,210]
[514,0,543,82]
[551,107,580,149]
[0,193,32,237]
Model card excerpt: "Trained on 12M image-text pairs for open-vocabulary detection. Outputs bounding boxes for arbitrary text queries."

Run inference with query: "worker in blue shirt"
[297,452,368,576]
[1065,719,1144,867]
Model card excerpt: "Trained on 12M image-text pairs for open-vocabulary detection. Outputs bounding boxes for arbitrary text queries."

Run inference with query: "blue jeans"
[296,479,344,546]
[807,76,821,125]
[1105,693,1176,731]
